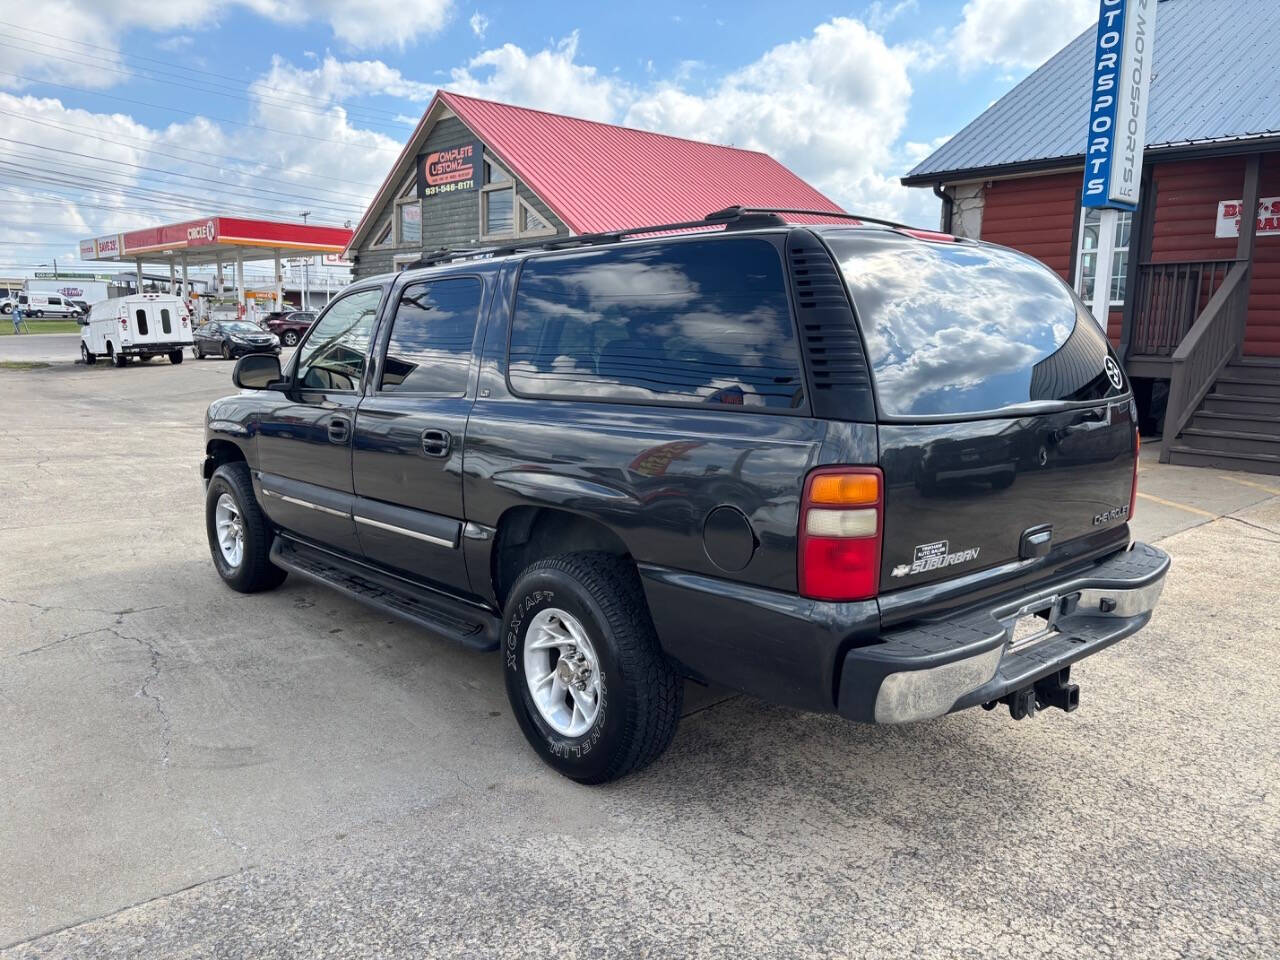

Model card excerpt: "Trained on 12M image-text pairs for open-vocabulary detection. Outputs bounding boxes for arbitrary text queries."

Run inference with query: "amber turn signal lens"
[808,473,880,506]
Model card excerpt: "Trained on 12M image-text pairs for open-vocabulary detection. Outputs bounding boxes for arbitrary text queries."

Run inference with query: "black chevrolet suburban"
[201,207,1169,783]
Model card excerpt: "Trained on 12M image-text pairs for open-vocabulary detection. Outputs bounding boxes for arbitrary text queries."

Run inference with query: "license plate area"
[1005,595,1066,651]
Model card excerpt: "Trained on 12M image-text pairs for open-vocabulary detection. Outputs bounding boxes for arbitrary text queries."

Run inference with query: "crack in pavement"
[16,626,111,658]
[101,626,174,771]
[0,868,251,953]
[0,597,167,621]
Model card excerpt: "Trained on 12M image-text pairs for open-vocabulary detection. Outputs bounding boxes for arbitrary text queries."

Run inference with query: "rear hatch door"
[824,229,1135,592]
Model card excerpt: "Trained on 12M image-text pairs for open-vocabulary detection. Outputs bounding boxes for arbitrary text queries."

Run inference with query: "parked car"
[199,207,1169,784]
[261,310,317,347]
[193,320,280,359]
[17,292,81,318]
[81,294,194,366]
[70,299,91,317]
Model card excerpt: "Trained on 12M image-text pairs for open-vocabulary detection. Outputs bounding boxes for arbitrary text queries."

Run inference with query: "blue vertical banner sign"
[1082,0,1159,209]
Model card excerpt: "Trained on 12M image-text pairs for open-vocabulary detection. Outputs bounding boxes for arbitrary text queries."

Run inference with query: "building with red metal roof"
[347,90,844,277]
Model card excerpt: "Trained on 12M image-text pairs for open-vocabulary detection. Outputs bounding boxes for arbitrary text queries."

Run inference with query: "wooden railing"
[1130,259,1239,356]
[1160,261,1251,460]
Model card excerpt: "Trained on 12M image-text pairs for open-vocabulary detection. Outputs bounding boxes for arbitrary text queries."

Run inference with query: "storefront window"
[481,158,515,238]
[397,200,422,245]
[1076,208,1131,306]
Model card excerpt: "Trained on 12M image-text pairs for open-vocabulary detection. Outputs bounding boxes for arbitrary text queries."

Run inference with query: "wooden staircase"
[1166,358,1280,475]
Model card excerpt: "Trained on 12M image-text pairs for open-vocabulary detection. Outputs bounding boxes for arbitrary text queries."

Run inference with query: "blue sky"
[0,0,1100,274]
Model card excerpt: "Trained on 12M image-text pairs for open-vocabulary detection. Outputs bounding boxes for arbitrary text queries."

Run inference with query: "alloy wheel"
[214,493,245,568]
[523,607,603,737]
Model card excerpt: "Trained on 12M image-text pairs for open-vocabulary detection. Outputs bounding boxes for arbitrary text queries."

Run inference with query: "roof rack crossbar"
[399,204,927,271]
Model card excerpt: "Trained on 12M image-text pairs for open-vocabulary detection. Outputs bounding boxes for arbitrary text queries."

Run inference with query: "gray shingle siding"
[905,0,1280,184]
[351,116,568,280]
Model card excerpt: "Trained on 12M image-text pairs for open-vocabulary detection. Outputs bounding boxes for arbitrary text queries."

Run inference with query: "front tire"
[205,462,286,593]
[282,330,299,346]
[503,552,682,784]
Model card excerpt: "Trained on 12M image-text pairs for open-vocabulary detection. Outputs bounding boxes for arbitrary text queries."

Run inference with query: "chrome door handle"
[421,428,452,457]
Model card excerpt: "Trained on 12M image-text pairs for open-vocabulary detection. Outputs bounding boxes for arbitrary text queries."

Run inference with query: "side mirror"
[232,353,285,390]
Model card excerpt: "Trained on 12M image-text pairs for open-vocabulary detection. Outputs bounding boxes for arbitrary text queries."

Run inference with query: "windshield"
[224,322,262,334]
[826,230,1126,418]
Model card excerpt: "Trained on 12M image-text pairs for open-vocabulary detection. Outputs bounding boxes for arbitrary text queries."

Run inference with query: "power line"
[0,70,400,149]
[0,140,370,212]
[0,109,385,192]
[0,20,428,125]
[0,159,358,223]
[0,36,422,134]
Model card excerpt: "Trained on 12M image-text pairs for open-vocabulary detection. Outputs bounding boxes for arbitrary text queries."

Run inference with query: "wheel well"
[203,439,247,480]
[492,507,631,607]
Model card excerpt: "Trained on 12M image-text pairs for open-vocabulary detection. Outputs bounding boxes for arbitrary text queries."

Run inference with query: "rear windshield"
[826,231,1126,418]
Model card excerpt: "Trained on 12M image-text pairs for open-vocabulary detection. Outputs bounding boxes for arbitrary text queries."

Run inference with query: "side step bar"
[270,535,500,652]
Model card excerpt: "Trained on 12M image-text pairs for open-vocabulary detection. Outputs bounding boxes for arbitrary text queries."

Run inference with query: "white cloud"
[255,55,436,105]
[952,0,1095,71]
[624,18,931,223]
[448,32,627,123]
[470,11,490,39]
[155,34,195,51]
[866,0,919,31]
[444,20,939,224]
[0,0,453,92]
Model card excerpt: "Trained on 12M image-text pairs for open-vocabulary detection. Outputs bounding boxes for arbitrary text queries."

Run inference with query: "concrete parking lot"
[2,341,1278,958]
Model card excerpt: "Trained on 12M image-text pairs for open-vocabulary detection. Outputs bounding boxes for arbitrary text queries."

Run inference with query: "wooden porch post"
[1119,166,1155,363]
[1234,154,1261,359]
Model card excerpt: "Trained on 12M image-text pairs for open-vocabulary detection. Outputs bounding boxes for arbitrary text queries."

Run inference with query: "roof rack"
[400,205,908,271]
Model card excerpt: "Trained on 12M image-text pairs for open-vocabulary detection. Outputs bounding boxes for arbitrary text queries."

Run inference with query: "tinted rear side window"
[135,309,148,336]
[826,231,1125,417]
[509,237,804,410]
[379,277,482,395]
[160,308,172,334]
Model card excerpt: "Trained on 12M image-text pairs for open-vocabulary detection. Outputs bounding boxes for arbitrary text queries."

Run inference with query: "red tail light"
[1129,429,1140,521]
[119,318,127,329]
[798,467,884,601]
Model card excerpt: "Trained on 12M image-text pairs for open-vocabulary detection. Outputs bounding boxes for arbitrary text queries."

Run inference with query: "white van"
[81,294,194,367]
[17,292,82,318]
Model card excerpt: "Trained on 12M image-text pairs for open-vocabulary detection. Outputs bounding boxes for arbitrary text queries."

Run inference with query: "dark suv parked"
[262,310,317,346]
[201,207,1169,783]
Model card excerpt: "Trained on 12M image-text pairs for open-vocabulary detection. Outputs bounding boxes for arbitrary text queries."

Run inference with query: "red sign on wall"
[1215,197,1280,238]
[122,218,219,255]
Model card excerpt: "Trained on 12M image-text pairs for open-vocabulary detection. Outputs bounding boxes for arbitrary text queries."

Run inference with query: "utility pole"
[300,211,311,310]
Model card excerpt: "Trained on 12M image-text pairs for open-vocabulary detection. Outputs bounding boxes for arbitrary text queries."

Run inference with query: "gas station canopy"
[81,216,352,266]
[79,216,353,311]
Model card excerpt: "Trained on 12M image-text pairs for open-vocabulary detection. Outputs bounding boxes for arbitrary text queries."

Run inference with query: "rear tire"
[205,462,287,593]
[168,350,183,364]
[80,342,95,365]
[503,552,682,784]
[221,342,231,360]
[113,353,128,367]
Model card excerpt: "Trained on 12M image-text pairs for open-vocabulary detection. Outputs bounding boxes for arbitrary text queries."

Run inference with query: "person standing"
[11,300,23,334]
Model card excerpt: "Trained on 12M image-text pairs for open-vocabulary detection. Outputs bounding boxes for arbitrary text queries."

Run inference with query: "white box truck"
[81,294,194,367]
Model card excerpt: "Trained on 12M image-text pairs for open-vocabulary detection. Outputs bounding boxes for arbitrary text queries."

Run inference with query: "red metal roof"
[350,91,848,250]
[438,91,846,233]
